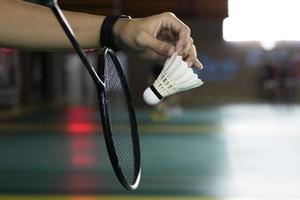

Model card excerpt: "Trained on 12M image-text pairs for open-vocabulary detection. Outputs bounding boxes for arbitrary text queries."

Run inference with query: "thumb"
[136,31,175,56]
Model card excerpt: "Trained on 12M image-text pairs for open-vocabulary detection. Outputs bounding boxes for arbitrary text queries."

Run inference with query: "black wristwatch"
[100,15,131,51]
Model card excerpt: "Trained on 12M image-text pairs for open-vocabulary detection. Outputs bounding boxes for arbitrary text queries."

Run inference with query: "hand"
[113,12,203,68]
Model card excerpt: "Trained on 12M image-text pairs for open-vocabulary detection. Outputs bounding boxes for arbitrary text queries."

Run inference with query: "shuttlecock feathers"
[143,52,203,105]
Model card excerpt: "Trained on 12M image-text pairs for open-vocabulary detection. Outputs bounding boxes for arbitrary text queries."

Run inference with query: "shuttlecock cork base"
[143,52,204,105]
[143,85,164,105]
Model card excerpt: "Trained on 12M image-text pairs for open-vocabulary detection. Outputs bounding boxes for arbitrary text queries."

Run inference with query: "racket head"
[97,47,141,190]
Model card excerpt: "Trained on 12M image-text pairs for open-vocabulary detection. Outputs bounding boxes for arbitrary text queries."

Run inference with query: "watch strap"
[100,15,130,51]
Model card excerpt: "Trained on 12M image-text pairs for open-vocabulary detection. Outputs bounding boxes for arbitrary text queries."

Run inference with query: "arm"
[0,0,103,49]
[0,0,202,67]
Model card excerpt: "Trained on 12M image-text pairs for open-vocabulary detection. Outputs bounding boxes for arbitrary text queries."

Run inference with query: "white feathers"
[143,52,204,105]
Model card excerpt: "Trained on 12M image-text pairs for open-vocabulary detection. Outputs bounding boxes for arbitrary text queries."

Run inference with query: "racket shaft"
[50,4,105,88]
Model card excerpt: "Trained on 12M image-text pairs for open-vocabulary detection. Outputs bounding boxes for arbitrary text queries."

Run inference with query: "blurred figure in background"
[0,48,19,107]
[291,54,300,81]
[258,60,296,104]
[278,60,295,103]
[258,63,279,102]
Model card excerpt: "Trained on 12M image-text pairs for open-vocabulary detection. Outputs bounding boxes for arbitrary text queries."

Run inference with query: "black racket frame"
[36,0,141,190]
[98,48,141,190]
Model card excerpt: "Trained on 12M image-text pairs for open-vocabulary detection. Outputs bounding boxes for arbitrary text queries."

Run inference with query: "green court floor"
[0,195,218,200]
[0,104,300,199]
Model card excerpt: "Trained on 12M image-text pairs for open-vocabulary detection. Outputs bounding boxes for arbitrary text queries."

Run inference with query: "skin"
[0,0,203,68]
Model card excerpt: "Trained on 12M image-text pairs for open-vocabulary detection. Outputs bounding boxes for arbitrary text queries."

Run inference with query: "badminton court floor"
[0,103,300,199]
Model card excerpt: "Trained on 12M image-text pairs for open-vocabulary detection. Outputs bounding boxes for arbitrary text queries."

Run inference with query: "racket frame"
[36,0,141,190]
[98,47,141,190]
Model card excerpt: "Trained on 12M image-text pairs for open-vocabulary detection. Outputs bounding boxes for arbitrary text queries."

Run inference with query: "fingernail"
[198,60,204,69]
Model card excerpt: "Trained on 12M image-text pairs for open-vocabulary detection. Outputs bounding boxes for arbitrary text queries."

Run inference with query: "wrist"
[100,15,131,51]
[113,18,132,51]
[113,18,131,50]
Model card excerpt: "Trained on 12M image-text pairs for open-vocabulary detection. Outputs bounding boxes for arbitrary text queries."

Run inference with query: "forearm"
[0,0,104,49]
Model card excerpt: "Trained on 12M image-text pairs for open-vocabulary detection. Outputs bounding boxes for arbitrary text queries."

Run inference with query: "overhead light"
[260,41,277,51]
[223,0,300,49]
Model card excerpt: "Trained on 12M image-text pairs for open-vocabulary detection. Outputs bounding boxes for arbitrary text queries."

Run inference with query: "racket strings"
[105,55,136,185]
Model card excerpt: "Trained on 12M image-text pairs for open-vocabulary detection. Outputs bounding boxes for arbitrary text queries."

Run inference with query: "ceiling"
[59,0,228,18]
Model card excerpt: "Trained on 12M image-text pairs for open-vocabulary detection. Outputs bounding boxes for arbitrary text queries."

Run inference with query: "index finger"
[161,13,191,51]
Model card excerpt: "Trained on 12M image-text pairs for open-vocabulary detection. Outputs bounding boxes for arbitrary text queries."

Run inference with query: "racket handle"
[35,0,57,6]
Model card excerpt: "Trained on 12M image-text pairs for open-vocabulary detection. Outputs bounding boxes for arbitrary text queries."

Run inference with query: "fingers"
[176,27,191,54]
[133,12,203,68]
[179,37,202,69]
[181,37,193,58]
[185,45,203,69]
[160,13,191,54]
[160,12,202,68]
[138,49,166,61]
[136,30,175,57]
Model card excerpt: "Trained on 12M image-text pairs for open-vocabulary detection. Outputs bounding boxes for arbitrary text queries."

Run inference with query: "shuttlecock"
[143,52,204,105]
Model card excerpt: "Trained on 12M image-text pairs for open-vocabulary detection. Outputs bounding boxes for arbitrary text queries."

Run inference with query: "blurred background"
[1,0,300,199]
